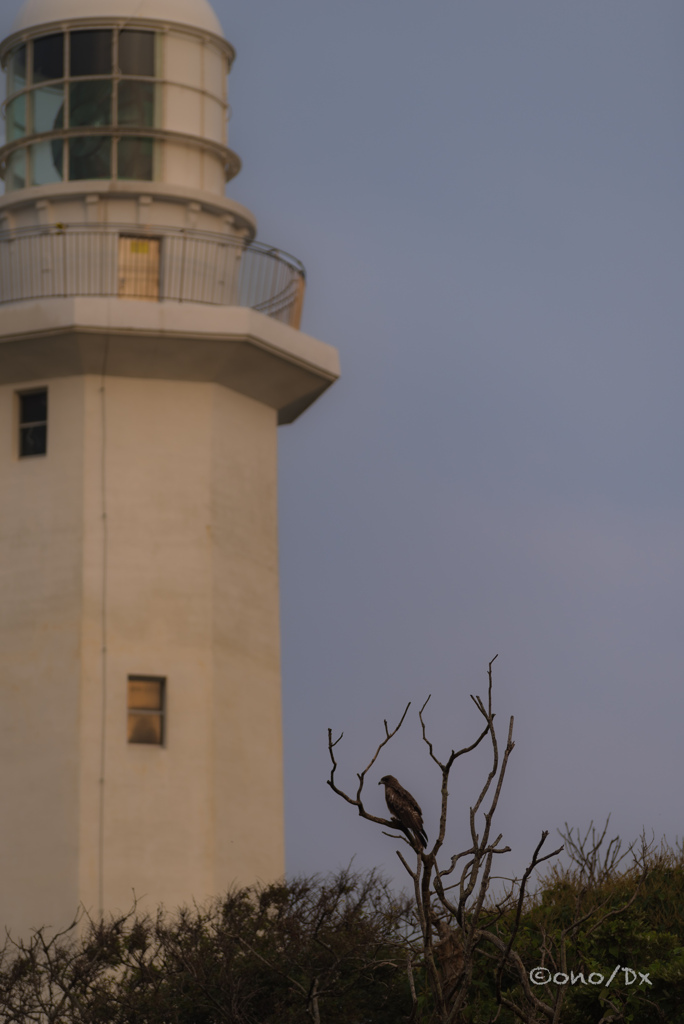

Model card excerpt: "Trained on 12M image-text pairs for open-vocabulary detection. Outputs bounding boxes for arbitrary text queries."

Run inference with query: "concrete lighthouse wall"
[78,374,285,917]
[0,372,285,931]
[0,374,84,931]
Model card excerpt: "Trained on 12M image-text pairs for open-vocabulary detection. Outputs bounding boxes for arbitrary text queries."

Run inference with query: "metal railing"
[0,224,306,328]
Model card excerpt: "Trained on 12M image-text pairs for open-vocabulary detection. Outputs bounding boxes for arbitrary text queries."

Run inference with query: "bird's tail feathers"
[414,827,428,849]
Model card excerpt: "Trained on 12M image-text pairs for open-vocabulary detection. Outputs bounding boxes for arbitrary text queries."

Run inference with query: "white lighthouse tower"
[0,0,338,935]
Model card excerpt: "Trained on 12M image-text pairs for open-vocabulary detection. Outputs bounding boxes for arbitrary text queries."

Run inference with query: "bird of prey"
[379,774,428,848]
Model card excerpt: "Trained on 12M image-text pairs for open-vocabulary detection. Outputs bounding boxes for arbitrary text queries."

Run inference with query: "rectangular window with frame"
[18,388,47,457]
[127,676,165,745]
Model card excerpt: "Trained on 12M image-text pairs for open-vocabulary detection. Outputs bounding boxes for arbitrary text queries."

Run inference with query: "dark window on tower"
[70,30,113,76]
[118,30,155,77]
[127,676,165,745]
[18,388,47,457]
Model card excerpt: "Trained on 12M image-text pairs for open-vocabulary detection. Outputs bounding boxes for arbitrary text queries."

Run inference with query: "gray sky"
[2,1,683,888]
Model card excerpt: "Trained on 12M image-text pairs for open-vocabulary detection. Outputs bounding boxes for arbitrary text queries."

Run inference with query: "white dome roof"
[10,0,224,37]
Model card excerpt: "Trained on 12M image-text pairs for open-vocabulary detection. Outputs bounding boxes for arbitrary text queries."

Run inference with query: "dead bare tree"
[327,657,564,1023]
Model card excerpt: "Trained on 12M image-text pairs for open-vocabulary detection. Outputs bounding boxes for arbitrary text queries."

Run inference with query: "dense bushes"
[1,839,682,1022]
[457,827,684,1022]
[0,869,413,1023]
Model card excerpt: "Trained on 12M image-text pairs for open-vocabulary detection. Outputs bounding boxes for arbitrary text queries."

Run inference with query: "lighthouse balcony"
[0,222,305,328]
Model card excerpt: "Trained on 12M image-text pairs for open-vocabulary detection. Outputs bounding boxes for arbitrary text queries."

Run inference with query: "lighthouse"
[0,0,338,935]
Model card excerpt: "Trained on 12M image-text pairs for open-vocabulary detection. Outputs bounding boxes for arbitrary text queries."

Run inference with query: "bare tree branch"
[326,703,412,830]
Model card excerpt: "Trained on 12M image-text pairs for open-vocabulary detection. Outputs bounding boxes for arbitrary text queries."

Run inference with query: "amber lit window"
[127,676,165,745]
[118,235,160,298]
[18,388,47,457]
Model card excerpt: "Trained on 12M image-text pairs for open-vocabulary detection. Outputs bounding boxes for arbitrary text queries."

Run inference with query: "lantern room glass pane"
[33,33,64,82]
[33,84,64,133]
[70,29,112,76]
[7,44,26,95]
[69,136,111,179]
[69,80,112,127]
[6,148,26,190]
[119,30,155,76]
[118,137,154,180]
[30,140,63,185]
[118,80,155,127]
[6,96,26,140]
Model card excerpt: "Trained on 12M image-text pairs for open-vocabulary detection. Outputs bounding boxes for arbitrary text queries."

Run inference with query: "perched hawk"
[379,774,428,848]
